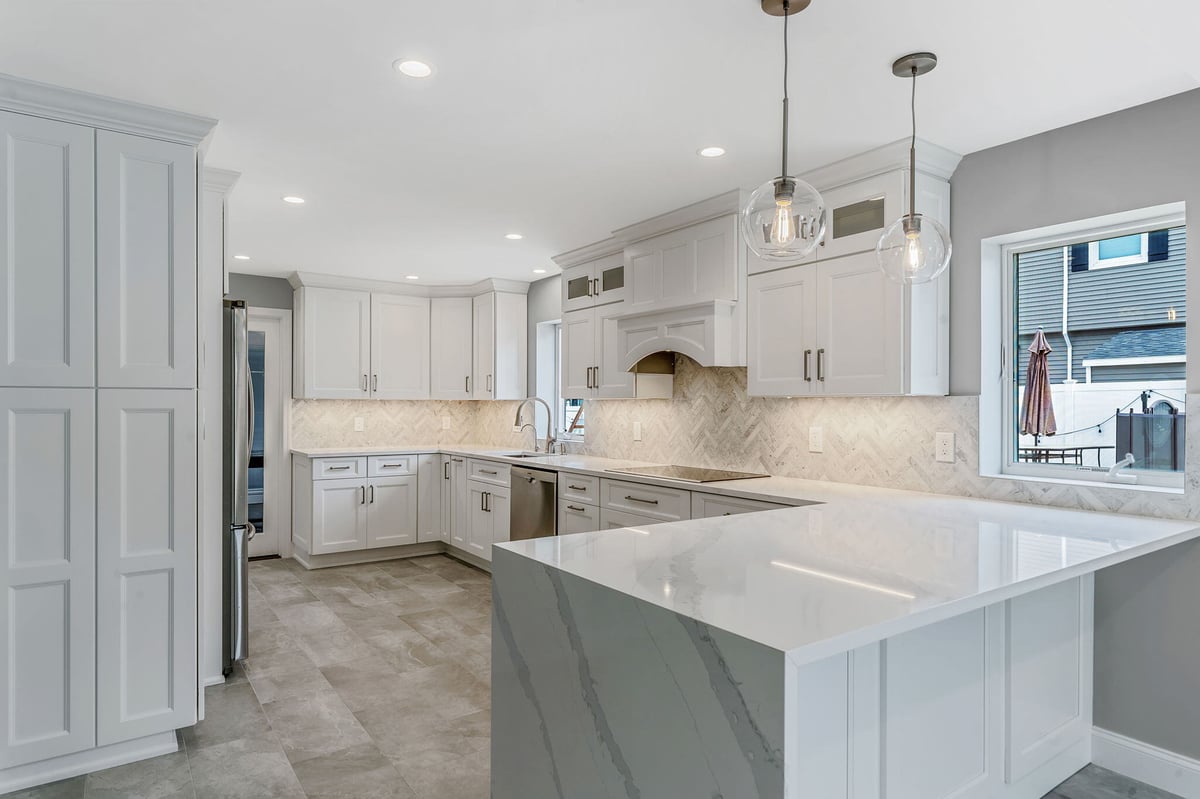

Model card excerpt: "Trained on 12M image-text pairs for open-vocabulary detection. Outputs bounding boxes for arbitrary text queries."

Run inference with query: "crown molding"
[0,73,217,146]
[612,189,747,245]
[803,137,962,189]
[551,238,623,269]
[289,271,530,297]
[202,167,240,194]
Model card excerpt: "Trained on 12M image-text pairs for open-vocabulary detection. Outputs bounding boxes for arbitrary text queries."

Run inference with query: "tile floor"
[1,555,1181,799]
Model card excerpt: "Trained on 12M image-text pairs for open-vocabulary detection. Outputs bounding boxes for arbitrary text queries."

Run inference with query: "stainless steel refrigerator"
[222,299,255,676]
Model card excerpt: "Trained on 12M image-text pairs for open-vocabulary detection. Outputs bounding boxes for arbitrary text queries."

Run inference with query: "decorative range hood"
[615,300,741,371]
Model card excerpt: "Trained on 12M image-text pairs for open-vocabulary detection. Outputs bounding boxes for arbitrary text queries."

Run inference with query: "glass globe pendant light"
[876,52,952,284]
[740,0,825,262]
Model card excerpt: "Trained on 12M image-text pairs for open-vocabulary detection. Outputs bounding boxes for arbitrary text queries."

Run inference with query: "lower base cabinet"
[558,501,599,535]
[298,455,420,556]
[600,507,663,530]
[466,481,510,561]
[366,475,417,548]
[449,456,468,549]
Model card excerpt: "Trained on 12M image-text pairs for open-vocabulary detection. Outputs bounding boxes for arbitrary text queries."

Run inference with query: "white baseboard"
[203,673,226,687]
[0,731,178,794]
[1093,727,1200,798]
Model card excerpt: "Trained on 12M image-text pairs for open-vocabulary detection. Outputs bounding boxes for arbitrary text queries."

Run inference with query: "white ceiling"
[2,0,1198,285]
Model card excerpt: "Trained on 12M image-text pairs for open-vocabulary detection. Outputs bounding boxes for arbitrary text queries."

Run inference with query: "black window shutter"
[1148,229,1169,262]
[1069,243,1089,272]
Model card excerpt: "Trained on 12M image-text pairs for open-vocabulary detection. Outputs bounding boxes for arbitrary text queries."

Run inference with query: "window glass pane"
[1097,234,1143,260]
[1011,226,1186,476]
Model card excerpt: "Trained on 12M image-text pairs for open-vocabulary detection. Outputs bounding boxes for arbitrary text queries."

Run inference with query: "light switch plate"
[809,426,824,453]
[935,431,955,463]
[353,417,365,432]
[442,416,451,430]
[633,421,643,441]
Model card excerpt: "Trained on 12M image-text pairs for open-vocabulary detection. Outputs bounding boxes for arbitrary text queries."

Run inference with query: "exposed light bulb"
[905,229,924,276]
[771,200,796,246]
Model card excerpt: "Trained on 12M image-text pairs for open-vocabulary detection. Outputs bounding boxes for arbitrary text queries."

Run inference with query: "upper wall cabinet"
[625,215,740,315]
[294,287,372,399]
[472,291,527,400]
[430,297,473,399]
[0,113,95,387]
[96,131,197,389]
[562,252,626,313]
[371,294,430,400]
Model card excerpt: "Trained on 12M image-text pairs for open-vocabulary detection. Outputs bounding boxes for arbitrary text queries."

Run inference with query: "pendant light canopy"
[876,52,952,284]
[740,0,826,263]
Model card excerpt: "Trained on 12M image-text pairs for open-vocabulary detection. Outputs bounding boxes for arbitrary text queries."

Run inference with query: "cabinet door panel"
[820,172,904,260]
[562,263,595,314]
[747,267,818,397]
[430,297,474,399]
[371,294,430,399]
[96,389,197,744]
[594,253,628,306]
[595,302,636,398]
[367,475,417,548]
[472,294,495,399]
[0,389,95,767]
[449,457,468,548]
[490,487,510,555]
[467,484,491,557]
[96,131,196,388]
[301,288,371,399]
[561,310,595,399]
[438,455,452,542]
[416,454,441,544]
[627,216,738,313]
[311,478,367,554]
[558,501,599,535]
[817,252,902,395]
[0,113,94,387]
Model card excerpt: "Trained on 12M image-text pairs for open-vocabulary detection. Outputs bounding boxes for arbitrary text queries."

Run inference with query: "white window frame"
[981,202,1186,492]
[1087,232,1149,269]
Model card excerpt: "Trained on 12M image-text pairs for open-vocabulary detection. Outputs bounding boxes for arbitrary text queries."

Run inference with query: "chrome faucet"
[513,397,556,453]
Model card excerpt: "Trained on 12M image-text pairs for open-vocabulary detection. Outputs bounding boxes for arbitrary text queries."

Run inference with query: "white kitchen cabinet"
[561,303,661,400]
[366,474,418,548]
[310,478,368,554]
[691,492,790,518]
[467,480,510,561]
[748,248,945,397]
[418,454,444,544]
[0,113,95,388]
[95,131,196,389]
[625,215,740,315]
[561,310,594,398]
[600,478,691,522]
[449,455,469,550]
[370,294,430,399]
[0,389,95,767]
[430,297,474,399]
[294,287,371,399]
[819,171,905,260]
[472,291,527,400]
[558,501,600,535]
[562,251,626,313]
[96,389,197,745]
[438,454,453,542]
[600,507,666,530]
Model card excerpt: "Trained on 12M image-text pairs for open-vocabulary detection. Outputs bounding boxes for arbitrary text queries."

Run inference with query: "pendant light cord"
[780,0,790,180]
[908,64,917,224]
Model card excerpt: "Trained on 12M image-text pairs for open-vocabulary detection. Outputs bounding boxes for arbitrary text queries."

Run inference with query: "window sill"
[981,470,1184,496]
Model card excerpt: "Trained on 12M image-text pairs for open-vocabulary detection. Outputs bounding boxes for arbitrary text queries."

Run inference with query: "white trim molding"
[288,271,530,297]
[1082,355,1186,384]
[1093,727,1200,798]
[0,732,177,795]
[0,72,216,145]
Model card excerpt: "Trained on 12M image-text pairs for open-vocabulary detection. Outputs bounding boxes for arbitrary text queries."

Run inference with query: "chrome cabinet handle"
[362,374,368,392]
[328,465,351,471]
[360,485,366,505]
[381,462,404,468]
[372,374,378,392]
[817,348,825,382]
[369,484,375,503]
[444,462,450,479]
[487,374,493,393]
[480,469,498,475]
[624,495,659,505]
[568,484,587,491]
[804,349,812,382]
[465,376,471,393]
[593,366,600,387]
[452,457,463,462]
[566,504,586,513]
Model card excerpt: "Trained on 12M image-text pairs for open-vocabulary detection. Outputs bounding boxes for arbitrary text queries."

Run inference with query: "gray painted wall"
[526,275,562,397]
[229,273,294,310]
[952,88,1200,759]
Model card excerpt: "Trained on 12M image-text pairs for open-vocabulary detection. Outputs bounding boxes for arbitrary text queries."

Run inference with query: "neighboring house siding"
[1067,226,1186,330]
[1016,247,1064,335]
[1091,362,1187,383]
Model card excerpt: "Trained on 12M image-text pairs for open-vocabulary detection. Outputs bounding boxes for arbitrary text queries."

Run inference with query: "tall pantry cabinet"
[0,76,215,790]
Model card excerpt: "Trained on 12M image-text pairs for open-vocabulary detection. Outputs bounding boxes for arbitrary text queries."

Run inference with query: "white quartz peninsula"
[491,492,1200,799]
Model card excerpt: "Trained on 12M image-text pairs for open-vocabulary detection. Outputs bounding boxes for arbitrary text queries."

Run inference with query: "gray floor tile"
[290,742,415,799]
[1051,764,1182,798]
[83,749,194,799]
[260,688,372,765]
[187,736,305,799]
[181,682,272,753]
[1,777,85,799]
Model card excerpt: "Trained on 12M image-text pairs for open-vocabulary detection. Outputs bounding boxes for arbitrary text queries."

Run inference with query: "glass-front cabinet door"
[561,252,627,313]
[593,252,627,306]
[562,263,596,313]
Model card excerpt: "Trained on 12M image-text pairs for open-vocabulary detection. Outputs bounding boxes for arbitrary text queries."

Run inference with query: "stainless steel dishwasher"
[510,466,557,540]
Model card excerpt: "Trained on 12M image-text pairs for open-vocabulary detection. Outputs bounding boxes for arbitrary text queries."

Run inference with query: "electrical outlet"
[809,426,824,453]
[935,431,955,463]
[353,417,365,432]
[442,416,451,430]
[633,421,643,441]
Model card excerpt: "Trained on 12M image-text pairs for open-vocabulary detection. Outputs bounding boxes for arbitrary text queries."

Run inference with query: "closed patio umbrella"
[1020,328,1057,445]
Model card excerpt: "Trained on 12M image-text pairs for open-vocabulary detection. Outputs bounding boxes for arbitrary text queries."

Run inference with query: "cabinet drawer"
[600,478,690,522]
[467,458,510,487]
[600,507,666,530]
[368,454,416,476]
[312,457,367,480]
[558,501,599,536]
[558,471,600,504]
[691,492,790,519]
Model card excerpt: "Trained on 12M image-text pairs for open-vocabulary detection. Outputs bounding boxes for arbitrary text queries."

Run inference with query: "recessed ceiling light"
[698,146,726,158]
[394,59,433,78]
[233,254,250,261]
[405,275,420,280]
[533,269,547,274]
[282,196,305,204]
[505,233,524,240]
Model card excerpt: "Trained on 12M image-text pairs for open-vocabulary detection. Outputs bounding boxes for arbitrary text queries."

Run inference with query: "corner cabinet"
[370,294,431,400]
[294,455,421,557]
[472,291,527,400]
[430,298,474,399]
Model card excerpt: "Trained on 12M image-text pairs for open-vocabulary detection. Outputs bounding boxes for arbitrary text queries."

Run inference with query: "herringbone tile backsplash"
[292,355,1200,521]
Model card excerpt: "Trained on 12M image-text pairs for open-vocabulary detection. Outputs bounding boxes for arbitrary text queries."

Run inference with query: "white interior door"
[0,112,95,388]
[371,294,430,399]
[96,388,198,745]
[0,389,95,767]
[247,309,292,558]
